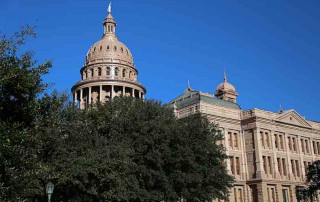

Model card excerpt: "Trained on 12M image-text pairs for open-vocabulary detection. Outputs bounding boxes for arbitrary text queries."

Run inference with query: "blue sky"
[1,0,320,121]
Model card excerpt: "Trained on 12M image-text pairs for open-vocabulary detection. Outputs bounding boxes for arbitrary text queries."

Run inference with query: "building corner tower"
[72,3,146,109]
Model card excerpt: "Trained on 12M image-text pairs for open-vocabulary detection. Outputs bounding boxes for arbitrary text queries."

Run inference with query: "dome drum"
[73,83,145,110]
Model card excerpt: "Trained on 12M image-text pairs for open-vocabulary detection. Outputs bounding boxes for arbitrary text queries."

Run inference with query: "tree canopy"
[296,160,320,202]
[0,27,233,201]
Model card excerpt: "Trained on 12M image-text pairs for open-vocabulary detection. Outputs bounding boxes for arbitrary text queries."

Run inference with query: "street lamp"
[46,182,54,202]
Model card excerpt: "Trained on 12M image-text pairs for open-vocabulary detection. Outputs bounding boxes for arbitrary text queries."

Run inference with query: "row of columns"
[74,85,144,109]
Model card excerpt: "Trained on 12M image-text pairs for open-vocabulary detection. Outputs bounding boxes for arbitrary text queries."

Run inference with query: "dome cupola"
[215,72,238,103]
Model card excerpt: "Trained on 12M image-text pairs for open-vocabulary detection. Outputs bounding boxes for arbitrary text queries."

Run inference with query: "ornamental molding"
[71,78,146,92]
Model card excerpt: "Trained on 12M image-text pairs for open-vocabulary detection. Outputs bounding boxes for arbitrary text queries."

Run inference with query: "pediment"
[276,110,312,128]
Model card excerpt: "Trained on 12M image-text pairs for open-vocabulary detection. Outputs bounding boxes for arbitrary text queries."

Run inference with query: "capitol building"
[71,4,320,202]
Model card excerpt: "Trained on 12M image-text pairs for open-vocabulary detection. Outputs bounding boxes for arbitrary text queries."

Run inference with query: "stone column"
[224,129,231,175]
[74,90,77,106]
[239,130,247,180]
[111,85,114,99]
[99,85,102,102]
[132,88,135,97]
[254,128,265,179]
[272,130,280,179]
[123,86,126,96]
[80,88,83,109]
[88,87,92,105]
[296,135,303,181]
[287,135,293,180]
[139,91,142,98]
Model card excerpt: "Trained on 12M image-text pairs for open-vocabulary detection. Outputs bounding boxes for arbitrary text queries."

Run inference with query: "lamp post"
[46,182,54,202]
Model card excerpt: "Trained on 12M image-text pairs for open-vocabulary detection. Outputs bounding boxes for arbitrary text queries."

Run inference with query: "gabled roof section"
[276,110,312,128]
[169,89,240,110]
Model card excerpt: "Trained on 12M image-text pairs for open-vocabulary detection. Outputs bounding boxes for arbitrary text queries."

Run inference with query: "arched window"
[108,25,110,32]
[129,71,132,79]
[115,67,119,76]
[107,45,110,50]
[114,46,117,51]
[121,47,124,52]
[122,69,126,78]
[85,70,88,79]
[98,67,102,76]
[93,47,96,52]
[100,46,102,51]
[107,67,110,76]
[91,69,94,77]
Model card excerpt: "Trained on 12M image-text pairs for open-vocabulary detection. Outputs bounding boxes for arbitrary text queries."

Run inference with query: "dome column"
[89,86,92,105]
[111,85,114,99]
[99,85,103,102]
[74,91,78,106]
[80,88,83,109]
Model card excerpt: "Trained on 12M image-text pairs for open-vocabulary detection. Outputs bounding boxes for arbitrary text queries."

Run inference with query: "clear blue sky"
[1,0,320,121]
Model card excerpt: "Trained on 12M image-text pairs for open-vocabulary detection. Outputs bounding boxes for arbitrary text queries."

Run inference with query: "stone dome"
[85,34,134,66]
[216,81,236,93]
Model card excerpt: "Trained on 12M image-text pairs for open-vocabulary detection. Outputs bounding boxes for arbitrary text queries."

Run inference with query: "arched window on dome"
[100,46,102,51]
[122,69,126,78]
[121,47,124,52]
[85,70,88,79]
[106,67,110,76]
[91,69,94,77]
[126,49,129,55]
[129,71,132,79]
[107,25,110,32]
[114,46,117,51]
[107,45,110,50]
[98,67,102,76]
[115,67,119,77]
[93,47,96,52]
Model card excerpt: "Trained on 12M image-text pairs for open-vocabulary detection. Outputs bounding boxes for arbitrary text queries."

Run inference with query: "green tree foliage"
[0,27,233,201]
[40,98,233,202]
[0,26,67,201]
[296,160,320,202]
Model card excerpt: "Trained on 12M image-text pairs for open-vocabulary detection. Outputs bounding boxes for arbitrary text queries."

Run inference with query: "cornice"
[71,78,146,93]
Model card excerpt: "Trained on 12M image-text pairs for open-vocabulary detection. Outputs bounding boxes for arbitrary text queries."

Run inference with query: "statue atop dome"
[108,2,112,13]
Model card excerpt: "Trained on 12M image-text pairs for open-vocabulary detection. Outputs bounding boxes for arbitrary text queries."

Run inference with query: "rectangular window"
[275,134,278,149]
[236,157,240,175]
[268,156,272,175]
[228,132,232,147]
[263,156,267,173]
[277,158,282,175]
[260,131,264,147]
[230,157,235,175]
[265,132,270,148]
[291,160,295,176]
[293,138,296,151]
[301,139,305,153]
[305,140,309,153]
[288,137,292,151]
[282,158,287,176]
[234,133,238,148]
[282,189,289,202]
[296,160,300,177]
[279,134,284,149]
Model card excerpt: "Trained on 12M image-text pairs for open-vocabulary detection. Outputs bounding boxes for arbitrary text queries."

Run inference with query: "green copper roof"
[169,90,241,110]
